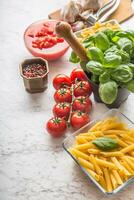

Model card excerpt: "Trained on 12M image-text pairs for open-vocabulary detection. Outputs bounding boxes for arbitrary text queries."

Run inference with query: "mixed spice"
[23,63,47,78]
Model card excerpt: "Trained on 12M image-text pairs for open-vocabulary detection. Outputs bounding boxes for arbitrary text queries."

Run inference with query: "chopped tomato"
[24,20,69,60]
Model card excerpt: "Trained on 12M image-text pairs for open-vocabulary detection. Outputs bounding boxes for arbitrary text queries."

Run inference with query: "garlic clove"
[60,0,83,24]
[79,0,101,11]
[71,21,85,32]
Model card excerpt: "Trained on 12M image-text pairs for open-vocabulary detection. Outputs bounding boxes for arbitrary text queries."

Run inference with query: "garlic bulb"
[60,0,83,24]
[78,0,101,11]
[71,21,85,32]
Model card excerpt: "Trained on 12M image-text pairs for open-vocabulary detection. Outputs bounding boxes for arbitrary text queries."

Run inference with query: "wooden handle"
[55,21,88,61]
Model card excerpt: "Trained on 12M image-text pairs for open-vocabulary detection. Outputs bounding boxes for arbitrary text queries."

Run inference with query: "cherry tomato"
[72,96,92,113]
[54,88,72,103]
[70,111,90,130]
[53,102,71,120]
[74,81,92,97]
[70,68,88,83]
[53,74,71,90]
[46,117,67,137]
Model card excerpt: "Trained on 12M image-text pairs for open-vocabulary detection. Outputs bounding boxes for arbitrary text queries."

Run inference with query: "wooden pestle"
[55,21,88,61]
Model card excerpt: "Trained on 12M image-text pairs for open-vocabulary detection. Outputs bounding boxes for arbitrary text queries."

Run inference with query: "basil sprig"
[92,137,118,151]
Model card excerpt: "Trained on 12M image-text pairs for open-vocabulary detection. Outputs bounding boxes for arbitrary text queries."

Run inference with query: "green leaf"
[118,50,130,64]
[104,53,122,68]
[117,37,133,53]
[87,47,104,63]
[111,35,120,43]
[128,63,134,75]
[116,30,134,42]
[105,45,119,55]
[83,41,93,48]
[123,79,134,93]
[99,71,111,84]
[99,81,118,104]
[69,51,80,63]
[111,64,133,83]
[94,32,110,51]
[86,61,104,75]
[92,137,118,151]
[82,35,94,48]
[91,74,99,83]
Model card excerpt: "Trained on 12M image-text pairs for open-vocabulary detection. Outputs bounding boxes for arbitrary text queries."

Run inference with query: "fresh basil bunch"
[69,29,134,104]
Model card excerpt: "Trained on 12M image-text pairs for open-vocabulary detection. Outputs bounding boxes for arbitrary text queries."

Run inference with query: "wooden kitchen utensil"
[55,21,88,61]
[49,0,133,24]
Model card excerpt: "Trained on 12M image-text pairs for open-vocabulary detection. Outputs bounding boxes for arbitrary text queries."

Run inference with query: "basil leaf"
[92,137,118,151]
[69,51,80,63]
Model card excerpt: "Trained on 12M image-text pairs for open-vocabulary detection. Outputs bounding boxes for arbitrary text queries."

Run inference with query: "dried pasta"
[68,117,134,192]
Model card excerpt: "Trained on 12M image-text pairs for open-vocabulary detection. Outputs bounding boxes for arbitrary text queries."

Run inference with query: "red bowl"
[24,19,69,61]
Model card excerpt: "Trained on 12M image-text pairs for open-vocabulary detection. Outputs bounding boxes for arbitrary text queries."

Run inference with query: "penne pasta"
[90,131,104,137]
[112,123,127,130]
[89,121,103,131]
[120,134,134,143]
[78,157,94,170]
[68,117,134,192]
[69,148,89,160]
[112,170,123,185]
[76,136,88,144]
[125,156,134,162]
[104,135,118,139]
[111,157,130,176]
[116,138,128,148]
[123,157,134,170]
[96,158,117,169]
[103,168,113,192]
[100,151,124,157]
[99,175,107,190]
[120,160,134,175]
[110,172,118,190]
[89,155,103,175]
[129,151,134,157]
[121,144,134,154]
[103,130,126,135]
[75,142,94,150]
[88,149,100,155]
[86,168,100,181]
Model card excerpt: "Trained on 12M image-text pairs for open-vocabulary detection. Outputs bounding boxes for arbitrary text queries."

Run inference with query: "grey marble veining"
[0,0,134,200]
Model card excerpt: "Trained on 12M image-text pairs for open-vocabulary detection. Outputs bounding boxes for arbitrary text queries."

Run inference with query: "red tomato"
[70,68,88,83]
[54,88,72,103]
[70,111,90,130]
[24,20,69,61]
[53,102,71,120]
[74,81,92,97]
[53,74,71,90]
[46,117,67,137]
[72,96,92,113]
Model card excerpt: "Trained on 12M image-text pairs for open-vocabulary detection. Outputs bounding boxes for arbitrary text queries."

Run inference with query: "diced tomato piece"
[57,37,64,43]
[43,22,49,27]
[32,44,38,48]
[40,42,45,48]
[51,37,57,45]
[43,41,50,48]
[28,33,34,38]
[52,33,56,37]
[47,28,54,34]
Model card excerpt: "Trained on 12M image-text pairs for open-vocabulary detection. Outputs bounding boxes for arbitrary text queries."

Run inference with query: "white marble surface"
[0,0,134,200]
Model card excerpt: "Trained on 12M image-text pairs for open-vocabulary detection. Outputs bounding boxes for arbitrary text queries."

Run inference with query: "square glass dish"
[75,19,121,39]
[63,109,134,195]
